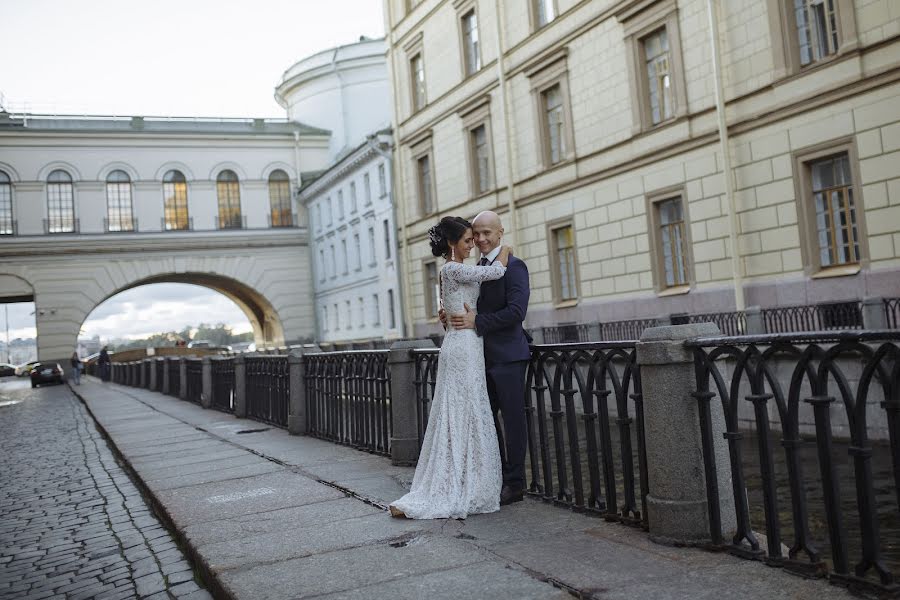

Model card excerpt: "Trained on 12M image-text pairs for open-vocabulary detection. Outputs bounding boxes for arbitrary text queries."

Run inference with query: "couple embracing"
[390,211,531,520]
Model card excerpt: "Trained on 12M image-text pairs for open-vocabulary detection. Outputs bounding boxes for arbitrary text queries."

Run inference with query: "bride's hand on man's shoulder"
[498,245,512,266]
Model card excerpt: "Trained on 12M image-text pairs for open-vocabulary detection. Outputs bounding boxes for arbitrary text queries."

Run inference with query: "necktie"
[479,257,489,266]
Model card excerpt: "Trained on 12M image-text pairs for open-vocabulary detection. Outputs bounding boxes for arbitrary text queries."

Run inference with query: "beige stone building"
[383,0,900,337]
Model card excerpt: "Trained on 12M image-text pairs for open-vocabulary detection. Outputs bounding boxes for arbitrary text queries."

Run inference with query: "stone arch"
[96,161,141,182]
[37,161,83,182]
[84,272,286,348]
[0,161,22,182]
[0,273,35,302]
[261,161,296,181]
[154,161,196,182]
[208,162,249,181]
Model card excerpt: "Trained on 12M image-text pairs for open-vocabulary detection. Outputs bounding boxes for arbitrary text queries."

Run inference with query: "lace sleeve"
[442,261,506,283]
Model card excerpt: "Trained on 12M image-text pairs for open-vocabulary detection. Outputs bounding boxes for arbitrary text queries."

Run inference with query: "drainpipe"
[366,133,408,339]
[384,3,415,339]
[706,0,745,312]
[492,0,518,244]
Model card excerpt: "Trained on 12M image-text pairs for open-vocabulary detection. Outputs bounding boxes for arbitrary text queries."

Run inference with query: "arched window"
[163,170,189,230]
[0,170,13,235]
[106,170,134,232]
[268,169,292,227]
[46,169,75,233]
[216,170,242,229]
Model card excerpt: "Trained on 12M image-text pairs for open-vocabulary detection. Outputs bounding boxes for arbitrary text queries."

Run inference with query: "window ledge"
[554,299,579,309]
[657,285,691,297]
[811,264,861,279]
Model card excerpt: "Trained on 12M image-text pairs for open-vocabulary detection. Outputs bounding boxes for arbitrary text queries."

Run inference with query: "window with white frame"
[368,227,376,265]
[216,170,242,229]
[388,289,396,329]
[106,170,134,232]
[373,294,381,326]
[471,124,491,193]
[643,28,674,126]
[383,219,391,259]
[268,170,292,227]
[334,302,340,330]
[163,170,189,231]
[330,245,336,279]
[811,153,860,266]
[378,164,387,197]
[354,233,362,270]
[46,169,75,233]
[416,153,434,215]
[410,52,426,112]
[548,222,578,303]
[794,0,839,66]
[0,170,13,235]
[341,239,348,274]
[364,172,372,205]
[323,306,329,332]
[319,249,326,282]
[461,9,481,76]
[337,190,344,220]
[532,0,556,29]
[350,182,357,213]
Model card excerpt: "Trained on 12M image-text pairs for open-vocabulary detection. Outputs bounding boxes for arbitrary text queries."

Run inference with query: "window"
[268,169,292,227]
[620,5,687,133]
[337,190,345,220]
[526,51,574,168]
[548,223,578,303]
[0,170,13,235]
[461,9,481,76]
[388,289,397,329]
[323,306,329,332]
[358,297,365,329]
[319,249,326,282]
[330,245,336,279]
[470,124,492,193]
[368,227,377,265]
[163,170,189,230]
[532,0,557,28]
[769,0,857,74]
[350,182,357,213]
[378,164,387,197]
[423,260,440,319]
[364,173,372,205]
[646,188,694,293]
[326,197,333,225]
[315,204,322,230]
[46,169,75,233]
[105,170,134,232]
[345,300,352,328]
[642,28,673,126]
[354,233,362,270]
[341,239,348,274]
[459,98,494,196]
[410,53,426,112]
[334,303,340,330]
[795,0,839,65]
[416,154,435,215]
[216,170,242,229]
[373,294,381,326]
[793,141,868,274]
[383,219,392,259]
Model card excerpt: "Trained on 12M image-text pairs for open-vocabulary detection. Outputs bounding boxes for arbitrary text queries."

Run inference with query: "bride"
[389,216,510,519]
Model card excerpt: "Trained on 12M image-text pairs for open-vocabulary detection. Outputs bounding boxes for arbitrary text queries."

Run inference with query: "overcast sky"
[1,1,385,342]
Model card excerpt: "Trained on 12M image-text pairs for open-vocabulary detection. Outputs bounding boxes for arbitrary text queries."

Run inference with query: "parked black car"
[30,362,64,388]
[0,363,16,377]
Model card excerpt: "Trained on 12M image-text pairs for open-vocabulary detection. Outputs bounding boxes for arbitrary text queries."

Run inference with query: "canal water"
[525,416,899,578]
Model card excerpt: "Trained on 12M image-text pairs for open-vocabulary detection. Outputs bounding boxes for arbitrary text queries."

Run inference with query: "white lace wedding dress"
[390,260,506,519]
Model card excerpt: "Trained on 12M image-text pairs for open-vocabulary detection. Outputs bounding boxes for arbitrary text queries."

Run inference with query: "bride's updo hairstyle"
[428,216,472,258]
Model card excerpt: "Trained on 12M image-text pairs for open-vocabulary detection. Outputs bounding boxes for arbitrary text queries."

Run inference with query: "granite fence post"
[201,356,212,409]
[745,306,764,335]
[162,357,170,395]
[388,339,435,466]
[862,296,887,329]
[179,358,187,400]
[530,327,545,345]
[637,322,736,545]
[586,322,602,342]
[288,349,308,435]
[234,355,247,418]
[149,358,158,391]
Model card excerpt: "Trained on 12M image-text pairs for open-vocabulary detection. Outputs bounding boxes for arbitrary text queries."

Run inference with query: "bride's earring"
[451,247,456,261]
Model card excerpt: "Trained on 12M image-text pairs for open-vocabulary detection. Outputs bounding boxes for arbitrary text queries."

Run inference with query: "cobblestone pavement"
[0,378,212,600]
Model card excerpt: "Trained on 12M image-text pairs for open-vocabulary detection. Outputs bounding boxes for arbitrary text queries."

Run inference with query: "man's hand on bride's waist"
[449,304,477,330]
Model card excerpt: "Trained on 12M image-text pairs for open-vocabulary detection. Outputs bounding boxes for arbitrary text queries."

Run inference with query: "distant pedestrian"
[70,351,81,385]
[98,346,111,382]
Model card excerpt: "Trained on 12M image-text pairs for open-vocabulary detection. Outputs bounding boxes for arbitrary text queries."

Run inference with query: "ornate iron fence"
[304,350,392,455]
[166,359,180,396]
[412,349,440,448]
[527,342,647,526]
[686,311,746,337]
[599,318,659,342]
[185,359,203,404]
[762,301,863,333]
[886,298,900,330]
[210,358,235,413]
[245,356,289,427]
[687,330,900,595]
[542,323,592,343]
[155,359,165,392]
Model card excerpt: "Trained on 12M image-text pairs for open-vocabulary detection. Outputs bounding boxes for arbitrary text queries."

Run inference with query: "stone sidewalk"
[71,377,857,600]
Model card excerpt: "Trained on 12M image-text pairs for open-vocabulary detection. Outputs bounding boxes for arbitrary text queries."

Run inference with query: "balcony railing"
[216,214,247,230]
[161,216,194,231]
[268,212,299,228]
[0,217,17,236]
[43,217,80,234]
[103,217,138,233]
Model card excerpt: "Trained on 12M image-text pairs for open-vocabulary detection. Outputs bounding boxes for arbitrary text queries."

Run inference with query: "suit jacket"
[475,254,531,365]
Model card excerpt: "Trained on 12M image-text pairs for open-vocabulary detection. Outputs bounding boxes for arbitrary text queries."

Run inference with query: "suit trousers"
[485,360,529,490]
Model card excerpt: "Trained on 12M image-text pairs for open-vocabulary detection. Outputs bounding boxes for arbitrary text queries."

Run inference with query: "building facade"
[384,0,900,336]
[0,113,331,363]
[278,39,404,344]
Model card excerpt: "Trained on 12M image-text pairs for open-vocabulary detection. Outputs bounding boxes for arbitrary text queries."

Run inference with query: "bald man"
[448,211,531,505]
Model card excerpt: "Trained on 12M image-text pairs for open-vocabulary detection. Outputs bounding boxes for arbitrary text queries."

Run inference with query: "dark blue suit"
[475,254,530,491]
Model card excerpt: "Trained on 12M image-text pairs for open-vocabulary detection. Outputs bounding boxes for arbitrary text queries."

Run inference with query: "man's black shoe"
[500,485,525,506]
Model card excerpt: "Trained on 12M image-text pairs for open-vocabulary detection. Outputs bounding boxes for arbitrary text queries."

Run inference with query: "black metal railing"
[155,359,164,391]
[599,318,659,341]
[210,358,235,413]
[142,360,151,388]
[161,216,194,231]
[686,311,746,337]
[0,218,17,236]
[103,217,138,232]
[687,330,900,595]
[526,342,647,525]
[167,358,180,396]
[185,359,203,403]
[304,350,391,455]
[762,301,863,333]
[542,323,592,343]
[245,356,289,427]
[886,298,900,330]
[412,349,440,449]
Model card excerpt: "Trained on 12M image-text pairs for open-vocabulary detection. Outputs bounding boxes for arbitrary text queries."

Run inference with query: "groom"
[448,211,531,505]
